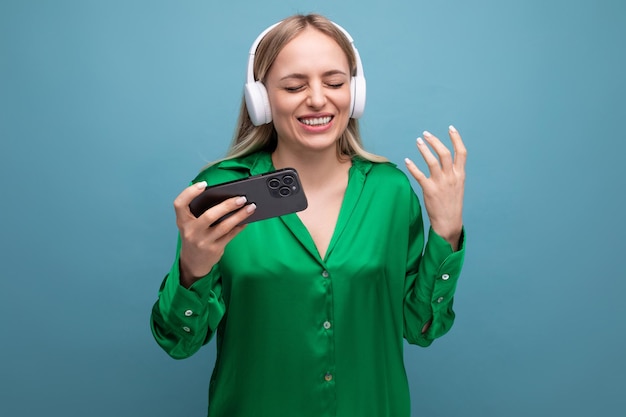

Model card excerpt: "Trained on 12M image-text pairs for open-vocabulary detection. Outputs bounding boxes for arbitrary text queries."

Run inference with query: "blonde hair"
[222,14,387,164]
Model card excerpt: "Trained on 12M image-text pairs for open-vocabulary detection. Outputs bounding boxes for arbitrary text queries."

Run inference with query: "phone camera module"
[267,172,299,198]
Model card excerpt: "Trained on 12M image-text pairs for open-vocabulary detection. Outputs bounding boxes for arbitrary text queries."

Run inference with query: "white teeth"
[300,116,332,126]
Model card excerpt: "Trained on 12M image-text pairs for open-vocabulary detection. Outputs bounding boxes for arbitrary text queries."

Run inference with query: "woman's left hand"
[405,125,466,251]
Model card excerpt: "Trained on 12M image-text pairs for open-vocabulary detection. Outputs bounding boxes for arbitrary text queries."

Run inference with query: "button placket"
[319,266,335,390]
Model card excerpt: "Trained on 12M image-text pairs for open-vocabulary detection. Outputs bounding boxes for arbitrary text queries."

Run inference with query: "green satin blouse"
[151,151,465,417]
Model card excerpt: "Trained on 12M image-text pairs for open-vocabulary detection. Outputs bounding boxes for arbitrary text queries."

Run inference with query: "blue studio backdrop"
[1,0,625,416]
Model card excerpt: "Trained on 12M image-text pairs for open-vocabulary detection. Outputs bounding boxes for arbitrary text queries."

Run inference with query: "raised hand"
[404,125,466,251]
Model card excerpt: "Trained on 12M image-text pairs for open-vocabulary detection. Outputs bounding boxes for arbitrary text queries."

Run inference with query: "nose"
[306,82,327,109]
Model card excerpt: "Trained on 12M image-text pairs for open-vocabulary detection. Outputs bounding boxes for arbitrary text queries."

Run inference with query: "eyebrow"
[279,70,348,81]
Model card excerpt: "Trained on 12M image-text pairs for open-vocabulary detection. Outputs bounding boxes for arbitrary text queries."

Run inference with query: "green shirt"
[151,151,465,417]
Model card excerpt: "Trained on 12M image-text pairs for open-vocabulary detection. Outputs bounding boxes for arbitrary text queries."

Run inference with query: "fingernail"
[404,157,414,165]
[423,131,431,138]
[416,137,425,145]
[449,125,457,133]
[236,196,247,205]
[195,181,207,189]
[246,203,257,213]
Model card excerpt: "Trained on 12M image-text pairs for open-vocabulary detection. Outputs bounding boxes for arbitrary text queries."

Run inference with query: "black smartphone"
[189,168,308,225]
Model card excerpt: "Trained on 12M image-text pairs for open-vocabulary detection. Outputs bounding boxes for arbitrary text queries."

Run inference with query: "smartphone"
[189,168,308,225]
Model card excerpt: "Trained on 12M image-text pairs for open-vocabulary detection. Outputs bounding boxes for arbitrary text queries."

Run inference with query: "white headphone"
[244,20,367,126]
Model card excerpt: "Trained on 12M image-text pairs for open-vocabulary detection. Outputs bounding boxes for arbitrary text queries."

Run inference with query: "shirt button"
[436,297,444,303]
[324,373,333,382]
[184,310,193,317]
[323,321,331,329]
[182,326,191,333]
[321,270,329,278]
[441,274,450,281]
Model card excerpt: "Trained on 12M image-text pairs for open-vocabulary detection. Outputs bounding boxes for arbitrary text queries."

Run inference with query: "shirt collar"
[213,151,271,175]
[216,151,374,176]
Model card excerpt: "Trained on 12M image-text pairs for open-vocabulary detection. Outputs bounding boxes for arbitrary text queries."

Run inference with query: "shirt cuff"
[158,255,222,339]
[423,227,465,313]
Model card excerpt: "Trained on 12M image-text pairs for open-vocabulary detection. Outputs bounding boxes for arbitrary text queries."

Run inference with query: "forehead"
[269,27,350,76]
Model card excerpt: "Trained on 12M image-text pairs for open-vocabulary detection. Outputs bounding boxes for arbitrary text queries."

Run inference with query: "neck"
[271,145,351,191]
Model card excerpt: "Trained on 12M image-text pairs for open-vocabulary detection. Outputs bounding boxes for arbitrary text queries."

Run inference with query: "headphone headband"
[244,19,366,126]
[245,22,280,85]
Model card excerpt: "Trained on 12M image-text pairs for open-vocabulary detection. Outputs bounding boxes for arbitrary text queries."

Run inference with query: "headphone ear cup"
[245,81,272,126]
[350,75,366,119]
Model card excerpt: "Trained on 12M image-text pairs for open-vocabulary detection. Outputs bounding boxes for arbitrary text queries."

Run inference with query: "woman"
[151,13,466,417]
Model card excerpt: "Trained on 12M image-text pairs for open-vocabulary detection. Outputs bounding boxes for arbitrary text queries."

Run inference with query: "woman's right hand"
[173,181,257,288]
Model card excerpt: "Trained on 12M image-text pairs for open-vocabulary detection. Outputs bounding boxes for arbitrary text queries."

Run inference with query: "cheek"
[334,87,352,113]
[268,92,297,119]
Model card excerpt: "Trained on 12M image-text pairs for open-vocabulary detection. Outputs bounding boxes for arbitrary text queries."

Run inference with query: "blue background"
[2,0,625,416]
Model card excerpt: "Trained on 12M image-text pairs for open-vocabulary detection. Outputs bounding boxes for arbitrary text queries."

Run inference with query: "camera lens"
[268,178,281,189]
[279,186,291,197]
[282,175,294,186]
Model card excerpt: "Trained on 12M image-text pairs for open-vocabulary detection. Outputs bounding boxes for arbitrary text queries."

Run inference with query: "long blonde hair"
[224,14,387,163]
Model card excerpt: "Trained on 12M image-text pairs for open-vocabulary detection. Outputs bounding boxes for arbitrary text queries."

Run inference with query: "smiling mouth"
[298,116,333,126]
